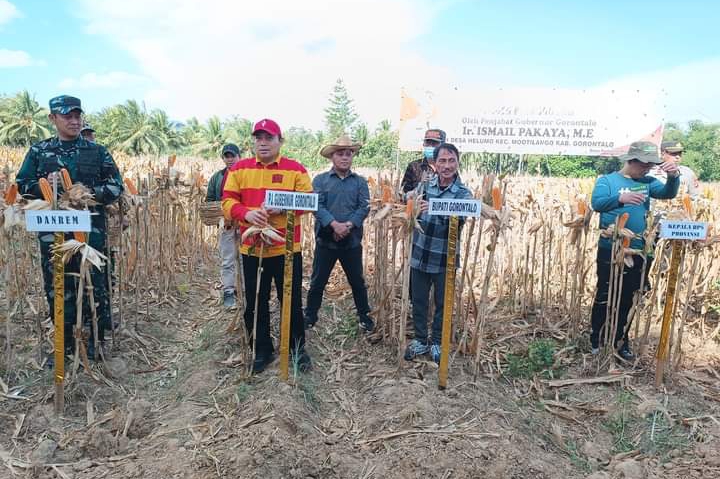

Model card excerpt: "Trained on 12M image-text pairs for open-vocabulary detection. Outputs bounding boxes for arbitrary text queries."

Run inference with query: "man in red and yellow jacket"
[222,119,312,374]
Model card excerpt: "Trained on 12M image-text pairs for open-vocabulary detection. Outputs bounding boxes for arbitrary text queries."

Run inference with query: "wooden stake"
[279,211,295,381]
[53,231,65,416]
[438,215,458,390]
[655,240,682,387]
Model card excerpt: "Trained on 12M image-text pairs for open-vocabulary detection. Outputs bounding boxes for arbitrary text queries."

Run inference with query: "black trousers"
[305,245,371,322]
[242,253,305,359]
[590,248,647,348]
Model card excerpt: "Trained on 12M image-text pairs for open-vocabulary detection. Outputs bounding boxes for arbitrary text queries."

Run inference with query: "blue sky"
[1,0,718,128]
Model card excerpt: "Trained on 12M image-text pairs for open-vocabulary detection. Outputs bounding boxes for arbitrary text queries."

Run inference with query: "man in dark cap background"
[16,95,124,362]
[649,141,700,199]
[400,128,446,194]
[207,143,241,308]
[80,123,96,142]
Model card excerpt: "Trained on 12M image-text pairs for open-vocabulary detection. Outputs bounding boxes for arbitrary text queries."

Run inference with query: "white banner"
[398,87,665,156]
[26,210,92,232]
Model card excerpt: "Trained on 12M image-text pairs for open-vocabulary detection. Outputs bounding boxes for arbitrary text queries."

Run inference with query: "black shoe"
[252,353,276,374]
[223,291,237,309]
[304,315,317,330]
[616,344,635,363]
[359,314,375,333]
[292,350,312,373]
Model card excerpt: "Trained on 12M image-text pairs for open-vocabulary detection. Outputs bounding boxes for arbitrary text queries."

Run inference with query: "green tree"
[192,116,227,159]
[324,78,358,139]
[224,116,254,157]
[0,90,52,146]
[101,100,173,156]
[284,127,323,169]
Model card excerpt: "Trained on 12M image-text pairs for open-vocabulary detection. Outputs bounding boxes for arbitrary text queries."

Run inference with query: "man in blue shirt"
[590,141,680,361]
[304,135,374,333]
[404,143,472,363]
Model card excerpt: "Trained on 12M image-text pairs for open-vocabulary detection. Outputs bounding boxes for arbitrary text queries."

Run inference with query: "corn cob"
[124,178,139,195]
[60,168,72,190]
[4,183,18,205]
[38,178,53,202]
[492,186,502,210]
[682,194,692,218]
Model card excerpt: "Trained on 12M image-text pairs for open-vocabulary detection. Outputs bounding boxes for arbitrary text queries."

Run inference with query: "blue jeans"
[411,267,446,345]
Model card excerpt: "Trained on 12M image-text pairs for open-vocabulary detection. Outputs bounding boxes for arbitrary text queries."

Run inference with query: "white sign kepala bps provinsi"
[659,221,708,241]
[25,210,92,232]
[264,191,318,211]
[428,198,482,217]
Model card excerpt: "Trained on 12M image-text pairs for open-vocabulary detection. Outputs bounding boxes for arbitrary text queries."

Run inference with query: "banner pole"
[655,240,682,388]
[279,211,295,380]
[438,215,458,390]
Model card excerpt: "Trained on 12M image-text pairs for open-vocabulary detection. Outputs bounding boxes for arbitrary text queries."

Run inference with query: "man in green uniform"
[16,95,124,359]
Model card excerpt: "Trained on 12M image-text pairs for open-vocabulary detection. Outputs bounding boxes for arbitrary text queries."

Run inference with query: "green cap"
[49,95,83,114]
[619,141,662,164]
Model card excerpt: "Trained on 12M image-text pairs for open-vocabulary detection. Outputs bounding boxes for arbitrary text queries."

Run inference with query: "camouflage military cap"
[49,95,83,114]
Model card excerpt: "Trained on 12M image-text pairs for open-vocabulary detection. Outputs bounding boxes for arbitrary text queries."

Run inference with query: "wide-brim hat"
[320,135,361,159]
[619,141,662,164]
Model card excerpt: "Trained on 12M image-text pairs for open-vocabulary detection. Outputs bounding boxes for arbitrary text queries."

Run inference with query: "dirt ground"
[1,261,720,479]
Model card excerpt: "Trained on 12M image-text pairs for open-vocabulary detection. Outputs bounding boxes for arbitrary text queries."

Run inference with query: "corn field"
[1,146,719,384]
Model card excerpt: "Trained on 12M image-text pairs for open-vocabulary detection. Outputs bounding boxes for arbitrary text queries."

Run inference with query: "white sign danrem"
[25,210,92,232]
[265,191,319,211]
[659,220,708,240]
[428,198,482,217]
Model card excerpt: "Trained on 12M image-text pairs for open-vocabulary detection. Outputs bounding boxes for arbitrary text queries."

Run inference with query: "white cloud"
[0,0,20,26]
[598,58,720,124]
[74,0,453,129]
[0,49,40,68]
[58,71,149,89]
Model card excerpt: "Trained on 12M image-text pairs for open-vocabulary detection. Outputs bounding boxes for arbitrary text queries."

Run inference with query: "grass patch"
[565,439,593,473]
[603,392,694,460]
[506,338,562,379]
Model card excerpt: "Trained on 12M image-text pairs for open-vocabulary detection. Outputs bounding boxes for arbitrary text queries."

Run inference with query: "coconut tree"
[192,116,227,159]
[0,90,52,146]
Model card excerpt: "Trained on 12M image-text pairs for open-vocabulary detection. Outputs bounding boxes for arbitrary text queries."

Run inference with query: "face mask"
[423,146,435,160]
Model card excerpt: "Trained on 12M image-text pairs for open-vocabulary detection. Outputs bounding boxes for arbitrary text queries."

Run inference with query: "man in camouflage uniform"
[16,95,124,358]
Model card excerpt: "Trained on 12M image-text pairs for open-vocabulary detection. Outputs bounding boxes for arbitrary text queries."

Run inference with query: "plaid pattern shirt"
[411,175,473,274]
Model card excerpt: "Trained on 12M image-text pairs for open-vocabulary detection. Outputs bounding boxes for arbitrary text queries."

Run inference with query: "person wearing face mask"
[400,129,446,194]
[208,143,241,308]
[590,141,679,362]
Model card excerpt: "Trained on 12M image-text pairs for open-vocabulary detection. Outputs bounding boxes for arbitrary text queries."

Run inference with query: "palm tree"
[192,116,227,159]
[377,119,393,133]
[0,90,52,146]
[224,117,254,157]
[108,100,170,156]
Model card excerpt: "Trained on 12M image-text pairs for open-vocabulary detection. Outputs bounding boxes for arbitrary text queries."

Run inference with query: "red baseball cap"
[252,118,282,138]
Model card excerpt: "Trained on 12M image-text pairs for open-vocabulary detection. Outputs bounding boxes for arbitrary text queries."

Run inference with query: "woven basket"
[199,201,223,226]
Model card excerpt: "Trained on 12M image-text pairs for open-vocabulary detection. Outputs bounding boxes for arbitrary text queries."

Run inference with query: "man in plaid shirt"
[404,143,473,363]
